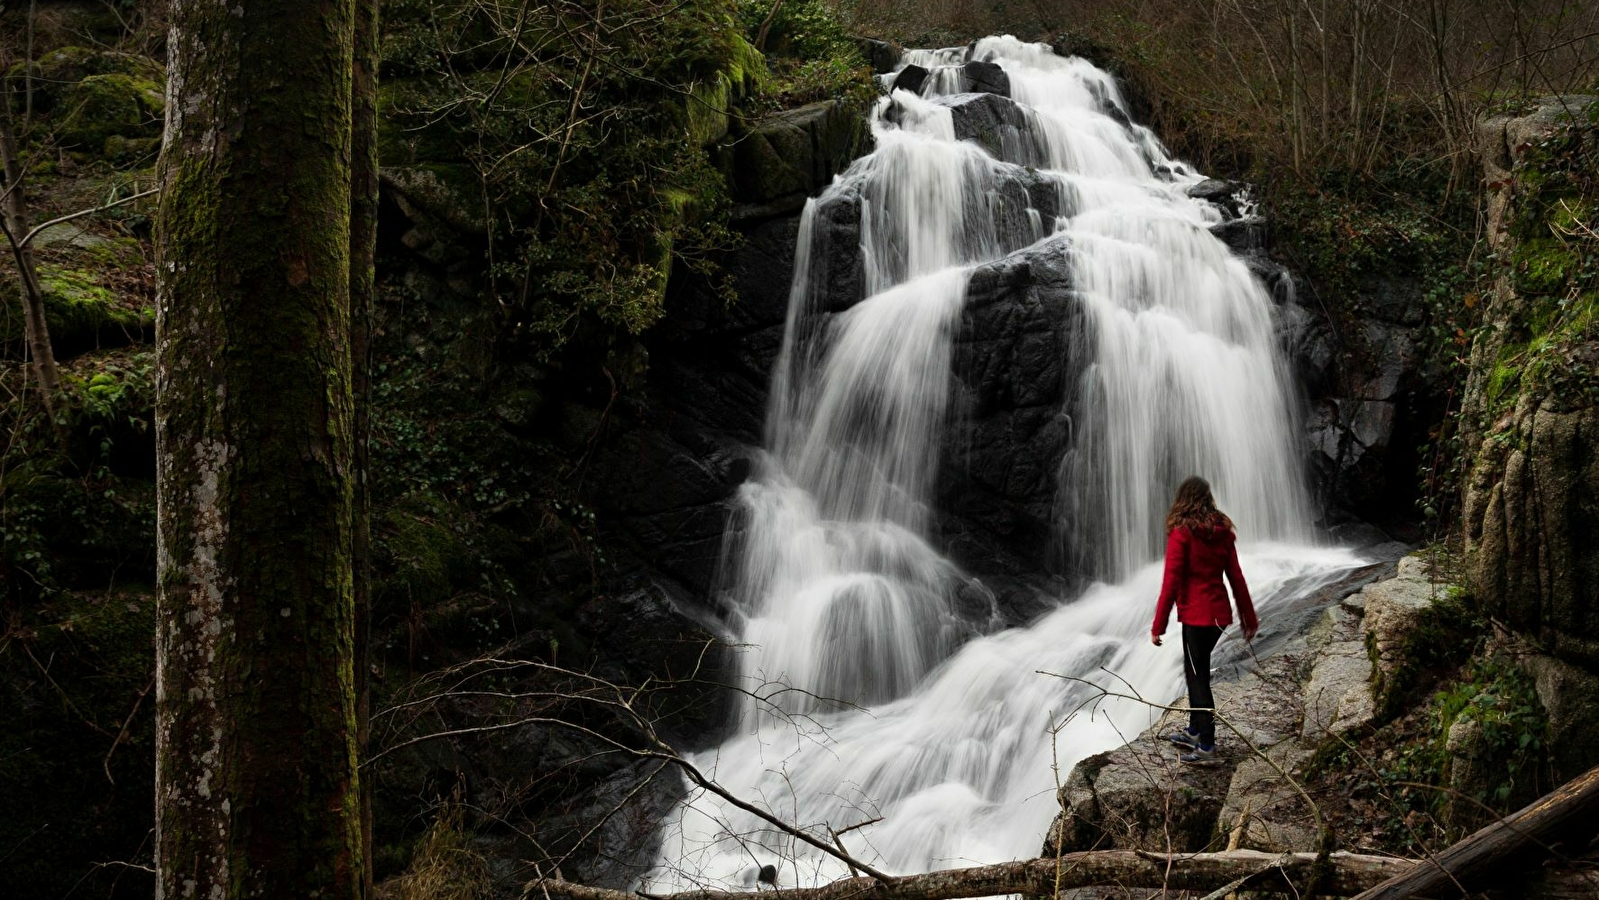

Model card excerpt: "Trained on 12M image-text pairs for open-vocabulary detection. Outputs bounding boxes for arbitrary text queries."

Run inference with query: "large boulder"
[1300,605,1377,740]
[732,100,871,217]
[1043,558,1409,860]
[890,64,929,95]
[1361,554,1446,711]
[961,59,1010,97]
[942,239,1086,615]
[1523,653,1599,782]
[932,92,1043,166]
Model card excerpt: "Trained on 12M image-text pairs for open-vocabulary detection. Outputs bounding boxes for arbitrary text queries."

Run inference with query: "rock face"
[935,92,1042,166]
[891,64,929,95]
[1179,177,1435,534]
[943,241,1087,615]
[1459,97,1599,776]
[1466,402,1599,667]
[731,100,872,220]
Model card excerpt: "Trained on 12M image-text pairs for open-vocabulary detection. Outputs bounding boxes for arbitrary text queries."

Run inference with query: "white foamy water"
[648,35,1352,888]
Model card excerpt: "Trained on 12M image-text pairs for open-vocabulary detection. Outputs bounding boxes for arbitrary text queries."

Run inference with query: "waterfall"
[649,35,1357,887]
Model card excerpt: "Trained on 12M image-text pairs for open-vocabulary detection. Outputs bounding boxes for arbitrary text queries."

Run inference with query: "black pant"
[1182,624,1224,746]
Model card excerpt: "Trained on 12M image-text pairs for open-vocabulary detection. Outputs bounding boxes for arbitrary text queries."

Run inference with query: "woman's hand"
[1243,624,1258,641]
[1151,633,1163,646]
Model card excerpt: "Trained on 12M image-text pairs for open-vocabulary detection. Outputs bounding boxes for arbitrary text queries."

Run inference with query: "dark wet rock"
[941,239,1085,617]
[811,187,868,312]
[1352,273,1427,326]
[891,64,929,95]
[732,99,871,216]
[1209,216,1265,252]
[935,92,1043,166]
[1187,178,1246,218]
[856,37,900,74]
[961,59,1010,97]
[661,216,800,339]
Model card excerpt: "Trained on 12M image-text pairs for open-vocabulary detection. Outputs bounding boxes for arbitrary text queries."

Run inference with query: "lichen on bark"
[154,0,364,897]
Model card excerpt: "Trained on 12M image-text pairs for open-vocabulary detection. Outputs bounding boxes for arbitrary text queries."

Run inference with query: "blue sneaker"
[1180,744,1216,763]
[1167,728,1200,749]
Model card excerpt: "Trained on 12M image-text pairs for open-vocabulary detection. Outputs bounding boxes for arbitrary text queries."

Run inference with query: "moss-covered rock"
[375,494,477,615]
[103,133,163,168]
[1454,99,1599,800]
[6,45,164,115]
[0,263,152,349]
[57,72,165,152]
[1465,400,1599,665]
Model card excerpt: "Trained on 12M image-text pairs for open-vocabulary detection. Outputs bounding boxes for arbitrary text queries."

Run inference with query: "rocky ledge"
[1043,552,1456,859]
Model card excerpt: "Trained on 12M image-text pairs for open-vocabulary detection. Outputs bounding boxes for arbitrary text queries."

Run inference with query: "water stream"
[648,36,1360,888]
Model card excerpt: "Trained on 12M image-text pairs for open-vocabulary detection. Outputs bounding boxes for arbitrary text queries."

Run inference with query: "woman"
[1150,476,1258,762]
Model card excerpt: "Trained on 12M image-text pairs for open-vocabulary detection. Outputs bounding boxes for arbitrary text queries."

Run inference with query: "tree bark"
[0,99,61,411]
[350,0,380,893]
[154,0,363,896]
[1349,762,1599,900]
[538,851,1415,900]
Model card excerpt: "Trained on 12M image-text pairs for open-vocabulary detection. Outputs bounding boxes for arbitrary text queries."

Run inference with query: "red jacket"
[1151,524,1257,636]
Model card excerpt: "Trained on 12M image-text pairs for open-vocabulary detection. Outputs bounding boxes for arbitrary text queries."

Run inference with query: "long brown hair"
[1165,476,1234,533]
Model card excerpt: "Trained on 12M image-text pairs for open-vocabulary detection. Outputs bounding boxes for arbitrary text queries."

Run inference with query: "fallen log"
[528,850,1413,900]
[1351,763,1599,900]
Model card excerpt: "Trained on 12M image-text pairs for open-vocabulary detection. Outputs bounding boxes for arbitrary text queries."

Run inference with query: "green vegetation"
[1348,650,1547,851]
[380,0,753,355]
[735,0,876,110]
[1430,654,1547,805]
[1,350,157,595]
[380,0,874,359]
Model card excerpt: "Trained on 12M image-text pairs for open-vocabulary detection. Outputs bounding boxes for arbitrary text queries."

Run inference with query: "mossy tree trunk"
[154,0,364,896]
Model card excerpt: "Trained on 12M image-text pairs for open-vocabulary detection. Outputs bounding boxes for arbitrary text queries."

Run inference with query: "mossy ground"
[1308,642,1548,854]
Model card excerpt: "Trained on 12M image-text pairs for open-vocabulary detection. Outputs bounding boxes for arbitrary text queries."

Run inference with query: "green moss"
[1514,237,1578,298]
[7,265,152,346]
[689,78,733,145]
[1429,653,1548,810]
[1482,113,1599,415]
[58,73,165,151]
[1486,343,1526,409]
[7,46,165,115]
[381,0,745,356]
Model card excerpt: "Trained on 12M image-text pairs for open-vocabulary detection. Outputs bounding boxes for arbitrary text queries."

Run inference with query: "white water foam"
[647,35,1352,888]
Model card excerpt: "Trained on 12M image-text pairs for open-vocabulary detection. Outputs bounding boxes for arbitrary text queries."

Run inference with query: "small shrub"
[376,798,494,900]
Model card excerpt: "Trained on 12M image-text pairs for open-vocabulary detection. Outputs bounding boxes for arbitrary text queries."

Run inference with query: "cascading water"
[649,36,1360,887]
